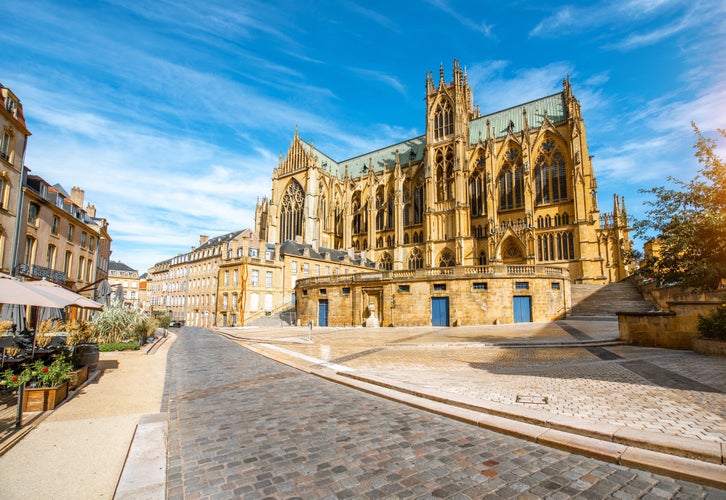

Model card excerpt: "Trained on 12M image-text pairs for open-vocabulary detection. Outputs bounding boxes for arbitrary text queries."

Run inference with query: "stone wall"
[618,295,722,349]
[295,265,570,327]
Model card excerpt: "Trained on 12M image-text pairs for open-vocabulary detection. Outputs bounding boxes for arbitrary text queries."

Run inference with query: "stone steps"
[570,281,654,317]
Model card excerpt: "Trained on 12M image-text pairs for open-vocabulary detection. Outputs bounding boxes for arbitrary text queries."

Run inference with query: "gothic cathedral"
[256,60,631,285]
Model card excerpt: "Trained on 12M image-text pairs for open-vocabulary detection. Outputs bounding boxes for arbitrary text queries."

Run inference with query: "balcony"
[16,264,67,284]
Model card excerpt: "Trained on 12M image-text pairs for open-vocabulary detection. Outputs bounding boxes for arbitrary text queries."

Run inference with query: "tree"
[634,123,726,290]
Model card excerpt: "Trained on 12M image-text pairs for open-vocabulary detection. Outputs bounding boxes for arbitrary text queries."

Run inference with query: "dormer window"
[5,97,16,117]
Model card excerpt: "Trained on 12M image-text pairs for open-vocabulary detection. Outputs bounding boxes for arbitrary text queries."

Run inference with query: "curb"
[114,412,167,499]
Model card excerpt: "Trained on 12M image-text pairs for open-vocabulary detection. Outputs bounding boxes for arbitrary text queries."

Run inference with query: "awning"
[25,279,104,310]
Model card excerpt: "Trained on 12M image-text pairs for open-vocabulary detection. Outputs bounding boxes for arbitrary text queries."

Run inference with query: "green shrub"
[99,342,141,352]
[697,303,726,340]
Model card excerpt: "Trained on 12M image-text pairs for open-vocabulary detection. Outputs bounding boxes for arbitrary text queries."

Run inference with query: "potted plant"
[2,352,73,412]
[694,302,726,356]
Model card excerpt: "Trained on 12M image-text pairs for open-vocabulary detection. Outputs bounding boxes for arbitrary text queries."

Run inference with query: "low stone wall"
[693,337,726,357]
[295,265,571,327]
[618,300,720,350]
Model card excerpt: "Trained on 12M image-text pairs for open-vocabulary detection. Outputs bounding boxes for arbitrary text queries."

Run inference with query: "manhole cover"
[516,394,548,404]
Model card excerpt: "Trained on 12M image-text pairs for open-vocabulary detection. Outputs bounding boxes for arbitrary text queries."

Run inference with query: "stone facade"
[16,177,111,297]
[0,84,31,274]
[257,61,631,327]
[108,260,140,308]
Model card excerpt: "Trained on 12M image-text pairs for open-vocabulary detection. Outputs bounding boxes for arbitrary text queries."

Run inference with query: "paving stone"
[166,327,725,499]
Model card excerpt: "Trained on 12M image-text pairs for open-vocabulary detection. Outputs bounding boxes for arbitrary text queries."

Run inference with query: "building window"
[397,284,410,293]
[265,271,272,288]
[46,244,57,269]
[233,269,238,285]
[320,288,326,295]
[342,287,350,295]
[27,202,40,225]
[433,283,446,291]
[265,249,273,260]
[499,148,524,210]
[249,247,259,258]
[314,264,320,276]
[291,261,297,274]
[51,216,60,236]
[279,179,305,244]
[67,224,74,242]
[251,269,259,286]
[78,256,85,281]
[224,270,229,286]
[0,177,8,210]
[81,232,87,248]
[551,282,561,291]
[434,99,454,140]
[515,282,529,290]
[535,138,568,205]
[0,131,11,161]
[89,236,95,252]
[303,263,308,275]
[473,282,488,290]
[24,236,36,265]
[64,251,72,275]
[407,248,423,270]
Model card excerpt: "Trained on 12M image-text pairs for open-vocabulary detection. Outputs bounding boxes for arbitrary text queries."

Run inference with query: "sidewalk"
[0,335,172,499]
[217,319,726,488]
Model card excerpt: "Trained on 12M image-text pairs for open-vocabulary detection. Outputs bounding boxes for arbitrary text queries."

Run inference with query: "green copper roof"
[306,91,567,180]
[470,92,567,143]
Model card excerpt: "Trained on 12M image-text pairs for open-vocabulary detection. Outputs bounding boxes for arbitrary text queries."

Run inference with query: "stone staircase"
[247,307,297,328]
[569,280,655,317]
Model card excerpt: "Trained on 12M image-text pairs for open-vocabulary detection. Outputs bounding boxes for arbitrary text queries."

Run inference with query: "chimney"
[199,235,209,246]
[70,186,85,207]
[86,203,96,218]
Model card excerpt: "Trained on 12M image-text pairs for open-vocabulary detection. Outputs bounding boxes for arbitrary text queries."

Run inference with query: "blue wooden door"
[431,297,450,326]
[318,299,328,327]
[513,296,532,323]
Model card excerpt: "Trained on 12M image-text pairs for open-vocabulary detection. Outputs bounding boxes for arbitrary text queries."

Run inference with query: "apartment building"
[0,84,31,274]
[108,260,140,308]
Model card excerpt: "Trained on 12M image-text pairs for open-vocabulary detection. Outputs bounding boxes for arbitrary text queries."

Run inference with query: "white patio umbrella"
[25,279,103,310]
[0,274,70,308]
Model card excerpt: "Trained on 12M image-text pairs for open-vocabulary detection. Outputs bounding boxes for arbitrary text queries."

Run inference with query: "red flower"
[42,367,48,373]
[11,376,18,382]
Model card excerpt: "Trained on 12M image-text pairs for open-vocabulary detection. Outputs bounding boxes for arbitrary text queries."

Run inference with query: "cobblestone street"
[165,327,725,498]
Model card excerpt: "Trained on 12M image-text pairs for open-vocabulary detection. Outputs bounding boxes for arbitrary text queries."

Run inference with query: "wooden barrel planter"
[74,344,99,372]
[22,381,69,412]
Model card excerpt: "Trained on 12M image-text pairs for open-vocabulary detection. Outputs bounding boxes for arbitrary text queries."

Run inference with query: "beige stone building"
[108,260,140,308]
[17,176,112,298]
[0,84,31,274]
[150,229,373,327]
[255,61,632,326]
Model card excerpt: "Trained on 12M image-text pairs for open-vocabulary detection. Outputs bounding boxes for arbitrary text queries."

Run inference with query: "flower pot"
[68,365,89,390]
[22,381,69,412]
[74,344,99,372]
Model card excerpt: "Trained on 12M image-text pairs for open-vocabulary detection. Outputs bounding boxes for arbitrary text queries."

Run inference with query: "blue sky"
[2,0,724,273]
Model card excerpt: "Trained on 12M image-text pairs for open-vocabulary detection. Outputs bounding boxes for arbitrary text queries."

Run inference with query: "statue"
[365,302,380,328]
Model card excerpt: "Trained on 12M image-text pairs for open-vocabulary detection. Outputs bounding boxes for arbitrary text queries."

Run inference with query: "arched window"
[478,251,487,265]
[378,252,392,271]
[413,171,424,224]
[404,204,411,227]
[434,100,454,140]
[280,180,305,243]
[469,158,486,216]
[435,146,455,202]
[375,190,385,231]
[404,233,410,244]
[535,138,568,205]
[407,248,423,270]
[563,212,570,225]
[439,250,455,267]
[352,192,363,235]
[498,148,524,210]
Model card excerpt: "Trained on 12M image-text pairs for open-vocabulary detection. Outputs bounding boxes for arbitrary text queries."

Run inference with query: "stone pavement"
[168,327,725,498]
[217,319,726,487]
